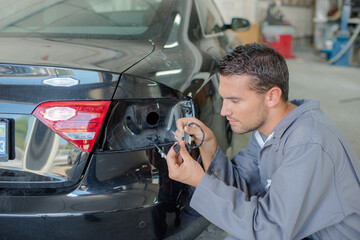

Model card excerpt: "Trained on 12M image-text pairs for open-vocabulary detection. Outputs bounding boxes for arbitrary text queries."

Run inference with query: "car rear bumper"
[0,150,199,239]
[1,207,156,239]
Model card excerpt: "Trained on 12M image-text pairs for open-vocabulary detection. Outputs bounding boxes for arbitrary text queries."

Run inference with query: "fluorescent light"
[174,14,181,25]
[43,77,79,87]
[164,42,179,48]
[155,69,182,77]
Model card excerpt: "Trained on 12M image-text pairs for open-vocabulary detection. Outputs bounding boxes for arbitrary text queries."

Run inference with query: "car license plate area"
[0,119,15,162]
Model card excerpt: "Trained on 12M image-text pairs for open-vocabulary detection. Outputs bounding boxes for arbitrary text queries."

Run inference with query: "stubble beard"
[230,117,266,134]
[229,105,268,135]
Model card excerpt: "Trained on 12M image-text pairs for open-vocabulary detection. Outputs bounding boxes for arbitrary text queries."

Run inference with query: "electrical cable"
[172,122,205,154]
[154,122,206,157]
[186,122,205,150]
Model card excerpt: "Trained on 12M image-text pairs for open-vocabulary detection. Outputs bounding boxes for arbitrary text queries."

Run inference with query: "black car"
[0,0,249,239]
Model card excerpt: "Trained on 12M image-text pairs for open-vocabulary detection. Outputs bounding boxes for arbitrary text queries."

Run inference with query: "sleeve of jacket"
[207,132,264,197]
[190,143,344,240]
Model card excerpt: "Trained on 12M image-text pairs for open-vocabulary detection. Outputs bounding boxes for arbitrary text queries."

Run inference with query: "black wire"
[187,122,205,150]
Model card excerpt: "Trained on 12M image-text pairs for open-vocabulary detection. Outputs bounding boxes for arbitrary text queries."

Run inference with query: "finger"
[174,129,182,142]
[178,142,193,163]
[175,118,188,141]
[184,125,201,136]
[166,145,179,171]
[167,144,177,158]
[176,117,198,131]
[176,118,187,133]
[176,153,183,165]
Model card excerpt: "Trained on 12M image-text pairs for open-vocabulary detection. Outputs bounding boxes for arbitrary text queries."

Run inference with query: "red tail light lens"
[32,101,111,152]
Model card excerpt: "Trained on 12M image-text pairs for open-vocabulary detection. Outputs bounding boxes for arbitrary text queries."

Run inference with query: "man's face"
[219,74,268,134]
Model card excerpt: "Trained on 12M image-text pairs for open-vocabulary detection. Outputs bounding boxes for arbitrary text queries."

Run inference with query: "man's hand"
[175,117,218,171]
[166,141,205,187]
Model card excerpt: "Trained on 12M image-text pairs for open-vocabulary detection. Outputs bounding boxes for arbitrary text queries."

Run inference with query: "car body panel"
[0,64,120,114]
[0,38,155,74]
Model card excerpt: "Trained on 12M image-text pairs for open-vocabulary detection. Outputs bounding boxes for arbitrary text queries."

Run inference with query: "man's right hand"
[175,117,218,171]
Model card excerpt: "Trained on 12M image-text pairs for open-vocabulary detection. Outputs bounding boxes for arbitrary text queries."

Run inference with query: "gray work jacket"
[190,99,360,240]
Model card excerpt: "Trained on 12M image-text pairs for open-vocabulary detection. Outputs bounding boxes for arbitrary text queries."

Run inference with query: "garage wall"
[214,0,314,45]
[214,0,257,23]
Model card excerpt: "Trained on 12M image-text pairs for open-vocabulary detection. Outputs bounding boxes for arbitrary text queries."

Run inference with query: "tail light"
[104,99,195,151]
[32,101,111,152]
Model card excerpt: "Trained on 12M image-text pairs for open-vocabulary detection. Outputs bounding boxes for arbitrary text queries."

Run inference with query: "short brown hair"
[218,43,289,101]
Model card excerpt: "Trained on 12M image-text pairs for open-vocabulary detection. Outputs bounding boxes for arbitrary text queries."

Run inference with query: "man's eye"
[231,100,239,103]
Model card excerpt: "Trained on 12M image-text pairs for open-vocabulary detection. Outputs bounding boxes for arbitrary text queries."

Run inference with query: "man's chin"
[231,126,252,135]
[231,126,244,134]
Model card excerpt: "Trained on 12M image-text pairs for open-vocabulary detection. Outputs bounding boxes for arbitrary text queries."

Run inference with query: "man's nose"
[220,101,231,117]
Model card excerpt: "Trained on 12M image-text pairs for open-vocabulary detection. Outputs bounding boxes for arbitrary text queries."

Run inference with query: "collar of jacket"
[262,99,320,151]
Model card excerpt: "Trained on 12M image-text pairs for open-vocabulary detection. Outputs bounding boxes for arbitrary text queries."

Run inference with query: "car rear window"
[0,0,172,38]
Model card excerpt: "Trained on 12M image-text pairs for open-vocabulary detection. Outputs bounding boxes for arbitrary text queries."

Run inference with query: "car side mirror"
[223,18,250,31]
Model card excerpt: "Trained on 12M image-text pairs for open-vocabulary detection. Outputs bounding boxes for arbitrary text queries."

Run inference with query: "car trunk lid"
[0,37,154,186]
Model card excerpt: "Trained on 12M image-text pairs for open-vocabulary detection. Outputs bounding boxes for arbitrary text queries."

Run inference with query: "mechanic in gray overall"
[166,43,360,239]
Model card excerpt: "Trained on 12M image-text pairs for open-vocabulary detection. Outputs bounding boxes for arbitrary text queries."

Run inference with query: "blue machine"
[327,0,355,66]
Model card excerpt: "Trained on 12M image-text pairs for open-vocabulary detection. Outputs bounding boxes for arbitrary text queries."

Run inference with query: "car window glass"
[0,0,171,38]
[195,0,224,35]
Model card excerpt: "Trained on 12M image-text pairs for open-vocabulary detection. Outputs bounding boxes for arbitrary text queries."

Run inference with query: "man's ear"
[266,87,282,108]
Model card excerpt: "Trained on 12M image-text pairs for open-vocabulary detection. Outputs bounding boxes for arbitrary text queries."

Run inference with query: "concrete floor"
[194,49,360,239]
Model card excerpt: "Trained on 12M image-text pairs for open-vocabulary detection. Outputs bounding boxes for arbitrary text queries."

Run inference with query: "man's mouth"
[227,118,237,125]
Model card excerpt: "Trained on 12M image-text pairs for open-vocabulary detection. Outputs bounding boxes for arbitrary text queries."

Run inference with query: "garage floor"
[194,49,360,239]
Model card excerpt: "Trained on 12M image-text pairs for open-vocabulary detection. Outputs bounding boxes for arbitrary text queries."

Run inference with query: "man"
[165,43,360,239]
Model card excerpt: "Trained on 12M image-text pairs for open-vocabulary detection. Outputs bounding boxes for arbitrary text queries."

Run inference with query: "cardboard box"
[234,23,262,44]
